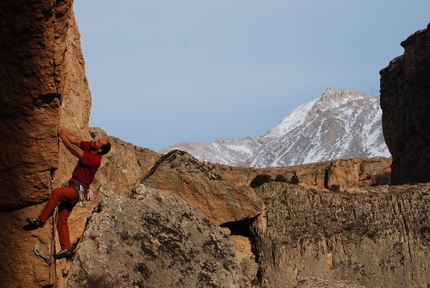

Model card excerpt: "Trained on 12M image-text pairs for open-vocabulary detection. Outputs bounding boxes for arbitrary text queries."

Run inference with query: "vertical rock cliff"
[380,23,430,185]
[0,1,92,287]
[251,182,430,288]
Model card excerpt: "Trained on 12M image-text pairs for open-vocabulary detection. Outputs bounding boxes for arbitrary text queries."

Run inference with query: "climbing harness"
[63,180,88,207]
[33,245,51,265]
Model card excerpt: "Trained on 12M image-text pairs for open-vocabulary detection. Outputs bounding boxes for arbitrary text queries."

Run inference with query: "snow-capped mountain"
[161,88,391,168]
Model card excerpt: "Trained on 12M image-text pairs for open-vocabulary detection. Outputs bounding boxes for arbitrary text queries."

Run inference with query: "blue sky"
[74,1,430,150]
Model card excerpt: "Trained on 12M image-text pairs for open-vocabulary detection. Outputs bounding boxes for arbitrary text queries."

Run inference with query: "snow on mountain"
[162,137,261,166]
[160,88,391,167]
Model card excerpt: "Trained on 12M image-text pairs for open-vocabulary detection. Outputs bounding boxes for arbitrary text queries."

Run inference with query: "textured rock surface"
[295,278,365,288]
[0,1,93,287]
[0,0,91,212]
[55,129,159,288]
[251,182,430,288]
[380,23,430,185]
[89,127,160,198]
[68,185,242,288]
[212,157,391,190]
[143,150,264,226]
[1,3,429,287]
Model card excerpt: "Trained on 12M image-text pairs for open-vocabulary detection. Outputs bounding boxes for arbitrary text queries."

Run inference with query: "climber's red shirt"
[71,141,102,185]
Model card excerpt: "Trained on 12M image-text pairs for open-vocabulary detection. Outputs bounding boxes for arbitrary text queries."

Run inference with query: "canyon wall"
[0,1,93,287]
[251,182,430,288]
[1,1,429,287]
[0,0,92,211]
[380,23,430,185]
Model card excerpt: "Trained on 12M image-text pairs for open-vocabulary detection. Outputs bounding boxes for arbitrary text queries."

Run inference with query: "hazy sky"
[74,1,430,150]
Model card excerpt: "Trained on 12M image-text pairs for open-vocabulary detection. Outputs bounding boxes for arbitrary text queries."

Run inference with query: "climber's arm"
[57,126,84,160]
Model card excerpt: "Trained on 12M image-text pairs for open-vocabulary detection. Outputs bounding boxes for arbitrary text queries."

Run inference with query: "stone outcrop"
[68,185,242,288]
[53,129,159,288]
[380,23,430,185]
[251,182,430,288]
[212,157,391,190]
[142,150,264,226]
[89,128,160,198]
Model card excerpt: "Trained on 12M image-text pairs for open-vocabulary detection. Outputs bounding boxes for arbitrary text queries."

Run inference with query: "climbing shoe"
[53,249,73,259]
[26,217,42,228]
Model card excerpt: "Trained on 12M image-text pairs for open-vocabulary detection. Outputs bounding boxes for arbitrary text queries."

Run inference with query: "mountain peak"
[161,88,390,167]
[263,88,371,140]
[317,87,371,111]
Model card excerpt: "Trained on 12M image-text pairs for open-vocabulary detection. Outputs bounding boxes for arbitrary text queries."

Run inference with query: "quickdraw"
[78,184,86,207]
[33,245,51,265]
[64,181,87,207]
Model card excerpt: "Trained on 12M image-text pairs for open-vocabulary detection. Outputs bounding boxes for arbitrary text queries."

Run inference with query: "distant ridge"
[161,88,391,167]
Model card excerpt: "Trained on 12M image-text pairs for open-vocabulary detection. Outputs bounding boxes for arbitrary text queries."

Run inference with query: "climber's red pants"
[39,186,78,250]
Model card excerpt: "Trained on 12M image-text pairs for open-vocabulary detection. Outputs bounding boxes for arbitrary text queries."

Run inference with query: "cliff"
[0,1,93,287]
[380,23,430,185]
[0,0,93,212]
[252,182,430,287]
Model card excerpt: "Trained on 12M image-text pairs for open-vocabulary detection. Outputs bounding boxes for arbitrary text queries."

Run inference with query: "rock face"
[251,182,430,288]
[89,128,160,198]
[0,1,95,287]
[142,150,264,226]
[0,0,92,212]
[380,23,430,185]
[212,157,392,190]
[68,186,242,288]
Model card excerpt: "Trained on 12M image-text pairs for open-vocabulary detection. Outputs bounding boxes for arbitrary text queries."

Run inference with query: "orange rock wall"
[0,1,92,287]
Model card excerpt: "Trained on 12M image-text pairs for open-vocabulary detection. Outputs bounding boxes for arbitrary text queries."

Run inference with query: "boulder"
[89,127,160,198]
[68,185,242,288]
[142,150,264,226]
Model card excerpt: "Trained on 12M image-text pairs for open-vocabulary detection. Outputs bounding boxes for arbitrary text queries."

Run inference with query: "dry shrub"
[274,174,288,183]
[250,174,272,188]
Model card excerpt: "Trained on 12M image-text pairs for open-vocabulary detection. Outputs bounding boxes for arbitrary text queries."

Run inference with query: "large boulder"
[380,23,430,185]
[142,150,264,226]
[68,185,242,288]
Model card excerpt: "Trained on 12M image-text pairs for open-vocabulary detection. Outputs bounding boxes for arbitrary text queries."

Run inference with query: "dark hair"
[100,141,111,155]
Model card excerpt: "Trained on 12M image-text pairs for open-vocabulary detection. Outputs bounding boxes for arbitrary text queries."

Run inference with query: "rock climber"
[27,126,111,259]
